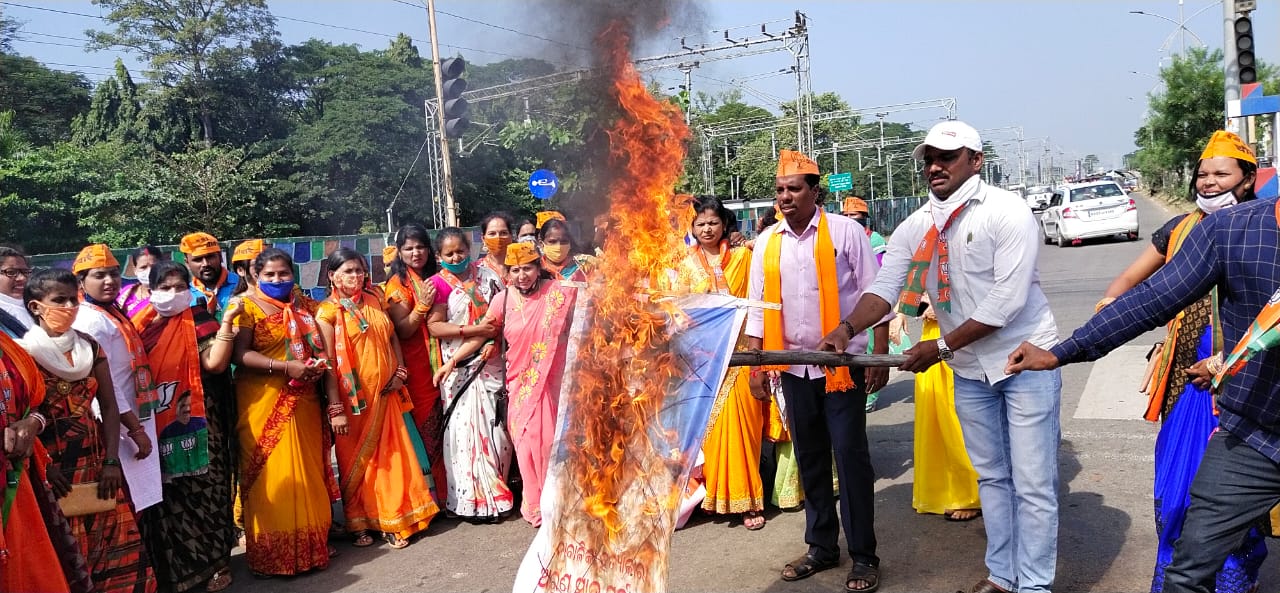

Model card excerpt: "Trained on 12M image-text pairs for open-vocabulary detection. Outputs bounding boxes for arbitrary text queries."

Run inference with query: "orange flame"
[545,16,694,589]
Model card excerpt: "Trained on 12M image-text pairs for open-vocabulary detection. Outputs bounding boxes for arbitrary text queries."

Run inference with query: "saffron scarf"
[329,291,371,416]
[253,292,323,363]
[437,268,489,323]
[1213,200,1280,389]
[192,268,228,315]
[692,241,732,294]
[899,203,968,317]
[542,257,581,281]
[131,305,209,478]
[1142,211,1224,421]
[83,300,159,420]
[762,212,853,393]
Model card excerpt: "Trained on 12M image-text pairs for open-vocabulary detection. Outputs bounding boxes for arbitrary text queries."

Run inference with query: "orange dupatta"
[192,268,229,315]
[131,305,209,478]
[328,292,372,416]
[83,300,159,420]
[762,212,854,393]
[899,203,968,316]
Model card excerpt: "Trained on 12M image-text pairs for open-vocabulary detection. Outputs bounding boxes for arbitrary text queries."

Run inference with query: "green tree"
[72,59,144,146]
[1133,47,1278,196]
[0,54,91,145]
[86,0,278,144]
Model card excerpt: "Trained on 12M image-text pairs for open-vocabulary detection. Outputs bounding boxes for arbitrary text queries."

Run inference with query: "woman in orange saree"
[231,248,332,577]
[317,248,439,549]
[435,243,576,527]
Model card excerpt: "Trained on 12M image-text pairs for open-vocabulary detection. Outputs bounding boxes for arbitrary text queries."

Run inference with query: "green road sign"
[828,172,853,192]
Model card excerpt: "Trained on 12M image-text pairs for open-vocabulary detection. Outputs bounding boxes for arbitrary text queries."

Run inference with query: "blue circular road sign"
[528,169,559,200]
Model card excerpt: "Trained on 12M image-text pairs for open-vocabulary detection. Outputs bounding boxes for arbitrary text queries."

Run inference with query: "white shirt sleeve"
[745,226,770,339]
[73,308,137,415]
[969,206,1040,328]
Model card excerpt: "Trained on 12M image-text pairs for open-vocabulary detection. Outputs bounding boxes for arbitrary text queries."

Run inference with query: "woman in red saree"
[384,224,447,495]
[317,248,439,549]
[435,242,576,527]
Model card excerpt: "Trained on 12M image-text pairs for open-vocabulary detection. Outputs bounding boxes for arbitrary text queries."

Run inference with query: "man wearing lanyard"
[1008,195,1280,590]
[179,232,240,320]
[825,121,1062,593]
[746,149,890,593]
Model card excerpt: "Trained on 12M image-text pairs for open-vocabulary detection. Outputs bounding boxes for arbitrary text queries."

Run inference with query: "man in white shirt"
[821,121,1062,593]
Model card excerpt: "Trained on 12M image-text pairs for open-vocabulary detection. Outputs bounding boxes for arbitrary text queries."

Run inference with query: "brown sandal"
[781,552,838,581]
[352,531,375,547]
[846,562,880,592]
[384,532,411,549]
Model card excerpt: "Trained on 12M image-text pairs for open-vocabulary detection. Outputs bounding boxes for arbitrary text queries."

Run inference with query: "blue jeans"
[953,369,1062,593]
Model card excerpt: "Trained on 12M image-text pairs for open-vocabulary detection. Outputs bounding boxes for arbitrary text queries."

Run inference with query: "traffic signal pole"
[426,0,459,227]
[1223,0,1241,134]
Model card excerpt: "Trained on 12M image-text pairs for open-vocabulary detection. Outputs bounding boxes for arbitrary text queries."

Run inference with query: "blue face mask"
[440,257,472,275]
[258,280,295,302]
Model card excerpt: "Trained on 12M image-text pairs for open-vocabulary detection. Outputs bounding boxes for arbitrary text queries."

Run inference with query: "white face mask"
[150,289,190,317]
[135,267,152,287]
[1195,190,1238,214]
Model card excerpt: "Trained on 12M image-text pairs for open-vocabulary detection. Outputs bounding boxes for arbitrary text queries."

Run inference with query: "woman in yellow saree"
[681,196,768,530]
[316,248,438,549]
[231,248,333,577]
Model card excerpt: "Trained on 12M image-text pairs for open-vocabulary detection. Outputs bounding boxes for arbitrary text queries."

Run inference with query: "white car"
[1040,181,1139,247]
[1025,185,1053,211]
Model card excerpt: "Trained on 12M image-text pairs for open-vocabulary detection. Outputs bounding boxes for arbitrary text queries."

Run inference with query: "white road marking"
[1073,344,1155,420]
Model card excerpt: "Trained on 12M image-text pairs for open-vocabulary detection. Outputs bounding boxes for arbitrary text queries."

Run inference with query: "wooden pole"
[727,350,908,368]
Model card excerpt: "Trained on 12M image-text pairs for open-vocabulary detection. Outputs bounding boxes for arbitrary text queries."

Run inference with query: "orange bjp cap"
[777,149,820,177]
[232,239,265,263]
[842,197,869,214]
[179,232,222,258]
[504,242,540,266]
[536,211,566,229]
[1199,130,1257,164]
[73,244,120,274]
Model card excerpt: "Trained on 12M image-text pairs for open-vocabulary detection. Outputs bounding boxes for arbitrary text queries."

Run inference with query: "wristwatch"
[936,337,954,361]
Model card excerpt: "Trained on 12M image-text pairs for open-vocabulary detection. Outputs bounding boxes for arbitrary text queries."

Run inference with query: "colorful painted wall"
[28,229,486,301]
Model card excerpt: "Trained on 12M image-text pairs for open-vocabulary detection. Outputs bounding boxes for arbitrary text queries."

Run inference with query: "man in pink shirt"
[746,150,890,593]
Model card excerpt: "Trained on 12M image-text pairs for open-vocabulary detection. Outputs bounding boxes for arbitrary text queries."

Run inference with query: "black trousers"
[781,371,878,566]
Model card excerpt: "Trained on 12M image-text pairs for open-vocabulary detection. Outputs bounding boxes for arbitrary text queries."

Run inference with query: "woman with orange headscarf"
[1099,130,1266,593]
[435,242,576,527]
[316,248,438,549]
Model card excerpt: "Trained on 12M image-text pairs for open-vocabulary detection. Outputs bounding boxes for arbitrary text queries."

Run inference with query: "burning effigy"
[511,3,746,593]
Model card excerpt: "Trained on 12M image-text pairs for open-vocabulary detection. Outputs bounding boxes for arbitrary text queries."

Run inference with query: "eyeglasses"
[0,268,33,279]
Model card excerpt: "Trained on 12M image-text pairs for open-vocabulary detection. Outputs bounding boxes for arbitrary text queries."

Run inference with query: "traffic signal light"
[440,56,469,138]
[1235,15,1256,84]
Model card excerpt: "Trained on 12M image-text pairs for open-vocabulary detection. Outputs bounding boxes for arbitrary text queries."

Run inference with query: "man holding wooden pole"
[745,149,891,593]
[824,121,1062,593]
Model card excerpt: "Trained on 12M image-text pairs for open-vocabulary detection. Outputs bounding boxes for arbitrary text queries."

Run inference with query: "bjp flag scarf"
[131,305,210,478]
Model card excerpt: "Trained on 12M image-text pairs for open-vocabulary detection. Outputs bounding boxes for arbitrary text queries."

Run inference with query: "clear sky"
[4,0,1278,171]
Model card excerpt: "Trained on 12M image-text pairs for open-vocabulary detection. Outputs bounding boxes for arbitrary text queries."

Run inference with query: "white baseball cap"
[911,120,983,161]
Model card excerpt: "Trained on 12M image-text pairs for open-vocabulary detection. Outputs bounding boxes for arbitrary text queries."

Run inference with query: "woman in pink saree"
[434,242,576,527]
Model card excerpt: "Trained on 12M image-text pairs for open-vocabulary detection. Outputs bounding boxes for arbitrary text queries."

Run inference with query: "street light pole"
[426,0,459,226]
